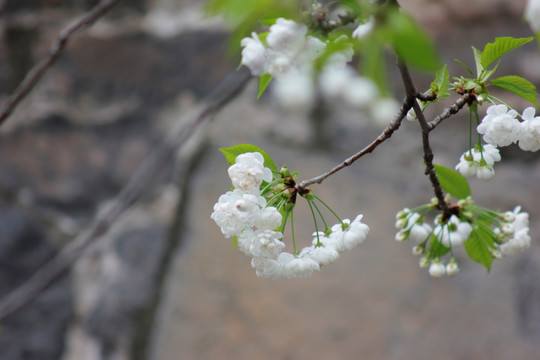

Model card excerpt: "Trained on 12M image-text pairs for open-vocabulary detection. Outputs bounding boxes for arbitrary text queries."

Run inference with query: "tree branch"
[297,95,415,189]
[428,93,471,132]
[0,0,122,126]
[397,59,450,215]
[0,69,251,320]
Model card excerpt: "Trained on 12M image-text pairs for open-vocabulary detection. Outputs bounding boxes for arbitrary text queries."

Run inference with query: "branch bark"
[0,69,251,320]
[298,95,415,189]
[397,59,450,215]
[0,0,122,126]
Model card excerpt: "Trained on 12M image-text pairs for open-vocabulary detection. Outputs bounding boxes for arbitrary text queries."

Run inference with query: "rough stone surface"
[0,207,72,360]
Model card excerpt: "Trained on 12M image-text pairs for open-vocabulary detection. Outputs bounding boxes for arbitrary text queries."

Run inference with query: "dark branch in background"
[297,94,415,189]
[0,69,251,321]
[397,60,450,215]
[0,0,122,126]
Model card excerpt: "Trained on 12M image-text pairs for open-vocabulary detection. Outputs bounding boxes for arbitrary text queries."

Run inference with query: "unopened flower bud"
[395,230,408,242]
[406,108,417,121]
[395,218,408,229]
[429,260,446,278]
[396,208,410,219]
[491,249,502,259]
[412,245,424,256]
[419,256,430,268]
[446,259,460,277]
[502,223,515,236]
[502,211,515,222]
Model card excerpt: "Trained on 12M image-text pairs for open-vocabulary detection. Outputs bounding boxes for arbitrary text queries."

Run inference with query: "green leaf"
[430,64,449,96]
[386,11,440,72]
[220,144,278,172]
[257,74,272,99]
[472,46,484,77]
[491,75,539,106]
[454,59,473,76]
[433,164,472,200]
[464,227,494,271]
[360,35,388,94]
[480,36,534,69]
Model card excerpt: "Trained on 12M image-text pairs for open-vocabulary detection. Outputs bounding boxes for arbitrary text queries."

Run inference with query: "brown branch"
[297,95,415,189]
[397,59,450,215]
[0,69,251,320]
[0,0,122,126]
[428,93,471,132]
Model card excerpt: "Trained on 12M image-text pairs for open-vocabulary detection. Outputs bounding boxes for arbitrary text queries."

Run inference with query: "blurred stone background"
[0,0,540,359]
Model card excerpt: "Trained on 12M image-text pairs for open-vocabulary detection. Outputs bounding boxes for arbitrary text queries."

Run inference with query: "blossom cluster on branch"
[211,151,369,280]
[207,0,540,280]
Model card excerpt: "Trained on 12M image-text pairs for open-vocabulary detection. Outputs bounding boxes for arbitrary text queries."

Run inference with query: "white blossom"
[352,18,374,39]
[370,98,400,126]
[455,144,500,180]
[228,152,272,193]
[343,77,379,109]
[282,256,320,279]
[211,190,264,238]
[434,215,472,247]
[319,65,355,99]
[240,32,267,75]
[428,261,446,278]
[518,107,540,152]
[499,206,531,256]
[254,206,282,231]
[267,18,307,57]
[525,0,540,32]
[272,68,315,112]
[300,244,340,266]
[477,104,520,146]
[249,230,285,259]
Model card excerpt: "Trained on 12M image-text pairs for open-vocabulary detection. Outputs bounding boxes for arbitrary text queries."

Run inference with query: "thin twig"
[428,93,471,131]
[297,95,415,189]
[0,0,122,126]
[397,59,450,215]
[0,69,251,320]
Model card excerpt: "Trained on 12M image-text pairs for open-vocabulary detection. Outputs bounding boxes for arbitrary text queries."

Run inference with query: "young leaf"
[480,36,534,69]
[257,74,272,99]
[433,164,472,200]
[472,46,484,77]
[430,64,449,96]
[386,11,440,72]
[454,59,474,76]
[220,144,278,171]
[491,75,539,106]
[464,228,494,271]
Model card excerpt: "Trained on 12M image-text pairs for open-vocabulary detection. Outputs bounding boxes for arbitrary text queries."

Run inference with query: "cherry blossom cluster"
[455,144,501,180]
[211,151,369,280]
[240,17,399,123]
[477,105,540,152]
[395,197,531,278]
